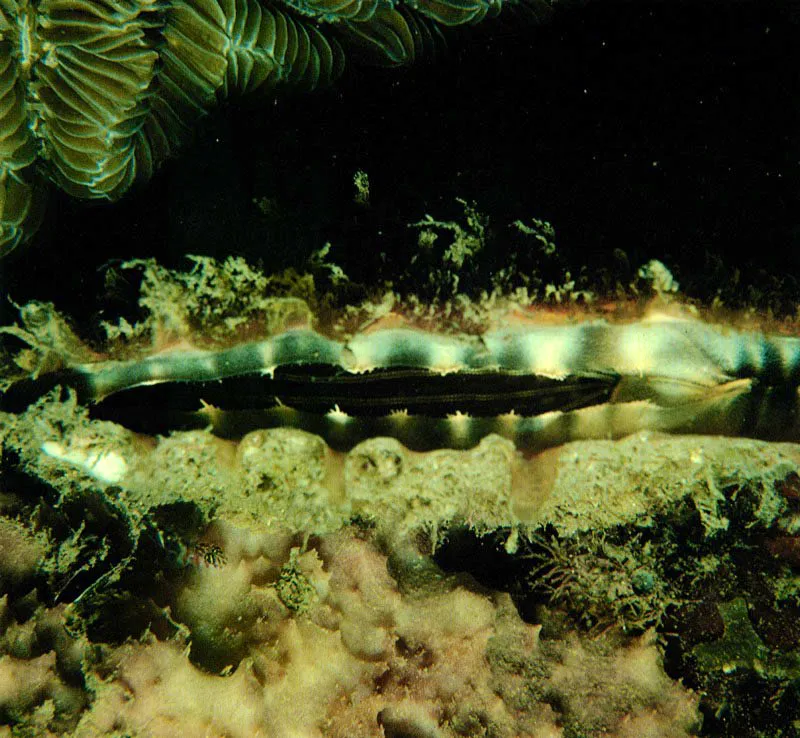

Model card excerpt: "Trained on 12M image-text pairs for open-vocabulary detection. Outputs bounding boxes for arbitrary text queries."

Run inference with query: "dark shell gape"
[6,318,800,451]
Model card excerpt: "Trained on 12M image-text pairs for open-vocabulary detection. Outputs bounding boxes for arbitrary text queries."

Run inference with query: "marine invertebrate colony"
[0,0,551,255]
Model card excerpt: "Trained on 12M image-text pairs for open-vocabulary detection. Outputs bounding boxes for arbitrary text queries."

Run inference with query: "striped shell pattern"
[6,308,800,451]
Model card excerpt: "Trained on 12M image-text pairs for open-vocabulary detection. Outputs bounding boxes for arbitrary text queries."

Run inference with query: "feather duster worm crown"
[0,0,550,255]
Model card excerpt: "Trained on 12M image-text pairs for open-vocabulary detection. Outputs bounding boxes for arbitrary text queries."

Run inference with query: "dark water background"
[1,0,798,325]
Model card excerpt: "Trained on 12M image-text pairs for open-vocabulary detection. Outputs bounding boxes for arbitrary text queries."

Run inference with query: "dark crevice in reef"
[433,527,530,595]
[432,525,578,625]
